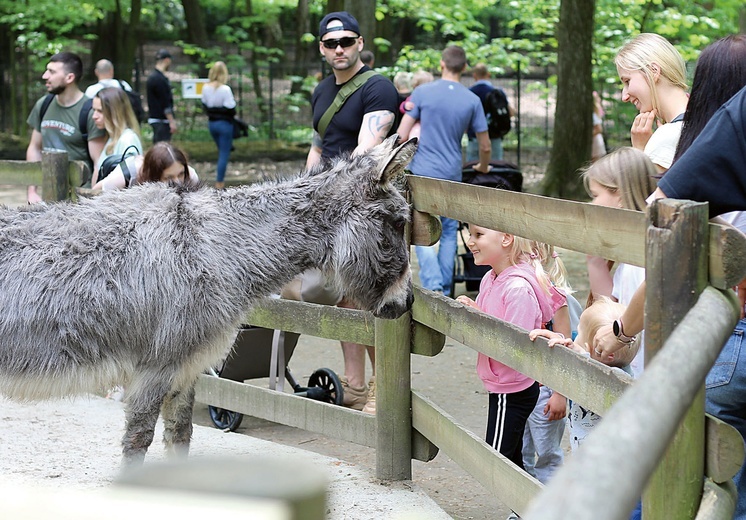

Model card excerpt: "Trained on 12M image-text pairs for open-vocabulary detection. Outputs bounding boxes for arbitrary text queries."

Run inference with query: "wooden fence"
[2,152,745,519]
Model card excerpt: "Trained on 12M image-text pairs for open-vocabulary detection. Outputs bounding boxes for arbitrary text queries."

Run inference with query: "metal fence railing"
[0,59,636,175]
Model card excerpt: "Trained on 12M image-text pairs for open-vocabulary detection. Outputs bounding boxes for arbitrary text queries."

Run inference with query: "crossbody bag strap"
[317,70,378,139]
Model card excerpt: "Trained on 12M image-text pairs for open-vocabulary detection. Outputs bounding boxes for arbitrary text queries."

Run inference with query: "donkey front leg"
[160,384,195,459]
[121,397,164,467]
[121,373,173,466]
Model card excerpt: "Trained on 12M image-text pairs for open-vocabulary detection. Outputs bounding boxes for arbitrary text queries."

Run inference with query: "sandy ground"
[0,396,450,519]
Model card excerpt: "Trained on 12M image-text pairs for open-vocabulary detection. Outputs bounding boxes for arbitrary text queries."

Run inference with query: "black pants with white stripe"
[486,382,540,470]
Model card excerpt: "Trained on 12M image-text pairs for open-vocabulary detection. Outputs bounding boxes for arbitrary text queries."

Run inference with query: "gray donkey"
[0,135,417,466]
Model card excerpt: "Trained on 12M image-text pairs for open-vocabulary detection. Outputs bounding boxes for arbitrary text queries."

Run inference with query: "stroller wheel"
[307,368,344,405]
[208,405,244,431]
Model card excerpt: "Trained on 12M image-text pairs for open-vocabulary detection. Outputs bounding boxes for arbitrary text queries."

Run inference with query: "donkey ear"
[378,136,418,184]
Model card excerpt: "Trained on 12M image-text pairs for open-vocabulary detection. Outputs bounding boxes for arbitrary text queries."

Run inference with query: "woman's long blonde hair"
[208,61,229,85]
[96,87,140,155]
[614,33,688,123]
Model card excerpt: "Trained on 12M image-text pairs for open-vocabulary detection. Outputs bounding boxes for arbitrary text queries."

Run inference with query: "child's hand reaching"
[528,329,572,348]
[456,295,480,310]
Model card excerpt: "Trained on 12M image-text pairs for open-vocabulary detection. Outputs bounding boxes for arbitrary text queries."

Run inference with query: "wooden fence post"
[375,312,412,480]
[644,199,709,519]
[41,150,70,202]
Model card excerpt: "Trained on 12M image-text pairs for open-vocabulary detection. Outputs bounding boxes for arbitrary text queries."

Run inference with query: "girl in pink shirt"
[457,226,558,470]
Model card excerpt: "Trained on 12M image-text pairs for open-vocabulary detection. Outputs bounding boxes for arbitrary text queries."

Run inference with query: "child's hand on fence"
[455,295,479,310]
[528,329,571,348]
[544,392,567,421]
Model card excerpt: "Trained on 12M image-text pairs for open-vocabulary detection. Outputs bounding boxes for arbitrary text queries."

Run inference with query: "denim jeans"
[466,137,504,162]
[523,385,565,484]
[706,318,746,519]
[208,119,234,183]
[414,216,458,296]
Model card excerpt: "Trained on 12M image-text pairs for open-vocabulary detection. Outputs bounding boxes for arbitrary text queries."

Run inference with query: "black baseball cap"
[155,49,172,60]
[319,11,361,39]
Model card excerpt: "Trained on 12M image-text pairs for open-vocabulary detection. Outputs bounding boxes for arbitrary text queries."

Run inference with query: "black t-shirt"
[658,85,746,218]
[146,69,173,120]
[311,66,399,160]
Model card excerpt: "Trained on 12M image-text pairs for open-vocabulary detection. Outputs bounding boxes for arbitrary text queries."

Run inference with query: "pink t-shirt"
[475,262,558,394]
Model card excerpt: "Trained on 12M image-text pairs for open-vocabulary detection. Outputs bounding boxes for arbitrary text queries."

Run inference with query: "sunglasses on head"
[321,36,358,49]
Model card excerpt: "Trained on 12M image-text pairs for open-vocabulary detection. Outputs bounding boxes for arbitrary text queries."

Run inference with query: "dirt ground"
[0,161,591,519]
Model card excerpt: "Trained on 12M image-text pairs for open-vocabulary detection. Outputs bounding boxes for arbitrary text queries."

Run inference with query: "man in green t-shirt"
[26,51,106,203]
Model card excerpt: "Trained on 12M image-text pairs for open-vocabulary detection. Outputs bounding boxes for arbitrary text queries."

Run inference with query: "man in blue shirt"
[398,45,491,297]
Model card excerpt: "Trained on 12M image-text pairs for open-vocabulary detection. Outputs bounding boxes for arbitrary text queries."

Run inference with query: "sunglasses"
[321,37,359,49]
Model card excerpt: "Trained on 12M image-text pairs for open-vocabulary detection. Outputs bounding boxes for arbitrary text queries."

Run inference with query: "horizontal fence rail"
[407,176,746,289]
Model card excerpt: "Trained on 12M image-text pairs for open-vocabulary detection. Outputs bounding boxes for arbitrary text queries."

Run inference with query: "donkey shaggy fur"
[0,135,417,465]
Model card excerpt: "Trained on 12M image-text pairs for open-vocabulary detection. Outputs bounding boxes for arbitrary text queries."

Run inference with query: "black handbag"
[98,144,139,185]
[232,117,249,139]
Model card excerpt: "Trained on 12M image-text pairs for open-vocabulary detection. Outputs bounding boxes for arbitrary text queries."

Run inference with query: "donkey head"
[322,136,417,319]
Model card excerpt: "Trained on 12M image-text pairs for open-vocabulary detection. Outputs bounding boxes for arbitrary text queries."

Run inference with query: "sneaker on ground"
[340,376,368,410]
[362,376,376,414]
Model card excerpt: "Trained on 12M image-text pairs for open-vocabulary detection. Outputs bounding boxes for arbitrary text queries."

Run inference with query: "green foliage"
[3,0,744,146]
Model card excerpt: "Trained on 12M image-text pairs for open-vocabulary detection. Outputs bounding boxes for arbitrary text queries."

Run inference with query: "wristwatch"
[613,318,635,344]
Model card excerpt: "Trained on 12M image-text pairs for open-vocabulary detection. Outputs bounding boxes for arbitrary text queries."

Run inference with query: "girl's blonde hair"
[96,87,141,155]
[208,61,229,84]
[614,33,688,122]
[533,242,571,293]
[581,147,658,211]
[578,297,640,368]
[509,235,553,296]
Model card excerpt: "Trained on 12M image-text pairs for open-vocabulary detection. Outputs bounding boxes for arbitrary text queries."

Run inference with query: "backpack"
[484,87,511,139]
[39,93,94,167]
[97,144,139,186]
[118,80,147,124]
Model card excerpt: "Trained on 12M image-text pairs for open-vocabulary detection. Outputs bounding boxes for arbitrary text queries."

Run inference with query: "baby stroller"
[451,160,523,296]
[206,325,343,431]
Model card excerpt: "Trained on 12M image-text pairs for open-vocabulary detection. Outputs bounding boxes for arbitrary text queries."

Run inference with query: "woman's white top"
[644,121,683,170]
[95,128,143,179]
[201,84,236,109]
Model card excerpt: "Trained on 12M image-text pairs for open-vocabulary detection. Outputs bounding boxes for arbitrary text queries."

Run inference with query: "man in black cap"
[146,49,176,143]
[304,11,399,415]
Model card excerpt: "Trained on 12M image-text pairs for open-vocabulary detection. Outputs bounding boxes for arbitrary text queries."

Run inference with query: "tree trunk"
[182,0,209,75]
[291,0,312,94]
[123,0,142,87]
[88,0,142,88]
[327,0,344,13]
[243,0,267,120]
[541,0,595,199]
[182,0,208,48]
[345,0,376,44]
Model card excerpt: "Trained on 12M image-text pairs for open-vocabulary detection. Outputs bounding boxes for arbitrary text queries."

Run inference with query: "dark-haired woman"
[92,141,198,190]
